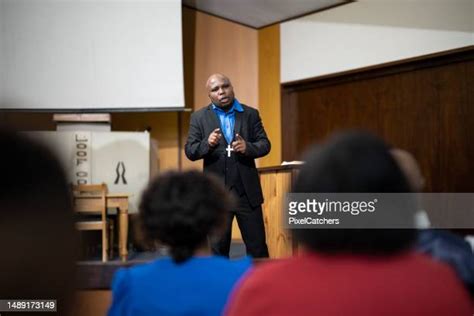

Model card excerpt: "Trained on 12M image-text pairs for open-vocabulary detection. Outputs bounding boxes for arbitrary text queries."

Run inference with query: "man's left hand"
[232,134,246,154]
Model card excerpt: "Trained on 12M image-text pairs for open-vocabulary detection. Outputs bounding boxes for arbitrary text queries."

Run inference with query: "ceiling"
[182,0,353,29]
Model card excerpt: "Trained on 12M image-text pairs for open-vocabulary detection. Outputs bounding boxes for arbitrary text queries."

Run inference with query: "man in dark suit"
[185,73,270,258]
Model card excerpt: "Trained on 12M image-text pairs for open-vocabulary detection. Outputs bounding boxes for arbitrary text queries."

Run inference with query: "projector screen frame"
[0,107,192,113]
[0,0,185,112]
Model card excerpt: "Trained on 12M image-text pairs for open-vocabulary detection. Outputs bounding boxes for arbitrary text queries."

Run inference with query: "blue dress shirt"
[212,99,244,145]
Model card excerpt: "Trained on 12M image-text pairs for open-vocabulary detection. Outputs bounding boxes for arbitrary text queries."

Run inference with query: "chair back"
[72,183,107,215]
[72,183,109,262]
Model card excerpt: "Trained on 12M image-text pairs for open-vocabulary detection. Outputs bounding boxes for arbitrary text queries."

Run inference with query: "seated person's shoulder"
[112,259,168,285]
[236,257,295,286]
[410,252,462,274]
[407,253,471,294]
[211,256,252,274]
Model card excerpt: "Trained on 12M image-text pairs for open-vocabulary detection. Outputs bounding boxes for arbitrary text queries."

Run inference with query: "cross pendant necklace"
[226,144,234,157]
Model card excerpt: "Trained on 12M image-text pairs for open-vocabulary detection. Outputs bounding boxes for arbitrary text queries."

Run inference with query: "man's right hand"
[208,128,222,147]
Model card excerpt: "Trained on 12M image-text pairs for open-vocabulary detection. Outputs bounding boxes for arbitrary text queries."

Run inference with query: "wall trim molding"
[282,46,474,92]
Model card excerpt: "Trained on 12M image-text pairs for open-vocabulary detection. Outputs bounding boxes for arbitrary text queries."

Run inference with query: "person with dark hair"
[291,133,417,254]
[392,148,474,296]
[185,73,270,258]
[226,132,472,316]
[108,171,251,316]
[0,129,77,316]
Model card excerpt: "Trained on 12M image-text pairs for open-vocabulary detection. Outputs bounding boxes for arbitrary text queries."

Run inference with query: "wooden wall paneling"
[297,86,330,144]
[281,48,474,192]
[258,24,281,167]
[0,112,55,131]
[179,112,202,171]
[377,68,440,192]
[319,80,378,140]
[438,60,474,192]
[292,89,324,156]
[285,79,380,161]
[192,10,258,111]
[231,219,243,241]
[281,90,299,161]
[112,112,180,172]
[181,8,202,171]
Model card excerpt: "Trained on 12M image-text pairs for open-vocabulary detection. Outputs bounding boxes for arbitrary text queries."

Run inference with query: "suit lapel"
[234,110,242,139]
[206,104,227,146]
[206,105,221,130]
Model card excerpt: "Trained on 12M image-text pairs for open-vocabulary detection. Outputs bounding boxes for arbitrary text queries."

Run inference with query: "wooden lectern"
[259,165,300,258]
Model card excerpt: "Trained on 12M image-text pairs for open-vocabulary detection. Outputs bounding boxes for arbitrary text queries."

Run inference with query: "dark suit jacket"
[185,103,271,207]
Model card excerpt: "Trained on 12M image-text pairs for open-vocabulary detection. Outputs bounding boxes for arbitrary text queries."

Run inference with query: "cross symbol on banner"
[226,144,234,157]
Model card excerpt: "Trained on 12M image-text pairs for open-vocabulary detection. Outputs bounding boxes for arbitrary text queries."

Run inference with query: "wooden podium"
[259,165,300,258]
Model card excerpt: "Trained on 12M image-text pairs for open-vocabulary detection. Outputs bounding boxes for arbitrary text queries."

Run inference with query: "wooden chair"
[72,183,110,262]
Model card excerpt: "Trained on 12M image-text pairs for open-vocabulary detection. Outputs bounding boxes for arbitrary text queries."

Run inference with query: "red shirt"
[226,252,472,316]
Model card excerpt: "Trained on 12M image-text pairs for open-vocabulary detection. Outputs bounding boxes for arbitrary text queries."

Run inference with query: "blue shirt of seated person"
[108,255,251,316]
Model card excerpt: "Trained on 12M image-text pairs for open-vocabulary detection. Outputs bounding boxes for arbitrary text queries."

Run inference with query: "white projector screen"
[0,0,184,112]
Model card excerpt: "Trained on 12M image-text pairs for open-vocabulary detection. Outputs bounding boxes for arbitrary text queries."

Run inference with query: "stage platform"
[77,242,247,289]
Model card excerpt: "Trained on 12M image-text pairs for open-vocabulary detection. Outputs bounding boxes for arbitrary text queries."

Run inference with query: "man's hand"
[232,134,247,154]
[208,128,222,147]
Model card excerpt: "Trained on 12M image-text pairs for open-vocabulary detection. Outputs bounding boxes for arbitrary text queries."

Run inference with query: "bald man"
[391,149,474,295]
[390,148,430,228]
[185,74,270,258]
[390,149,425,192]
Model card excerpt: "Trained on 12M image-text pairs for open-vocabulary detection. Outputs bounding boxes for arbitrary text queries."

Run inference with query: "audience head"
[293,131,417,254]
[391,149,473,296]
[0,129,77,313]
[139,171,233,263]
[390,148,425,192]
